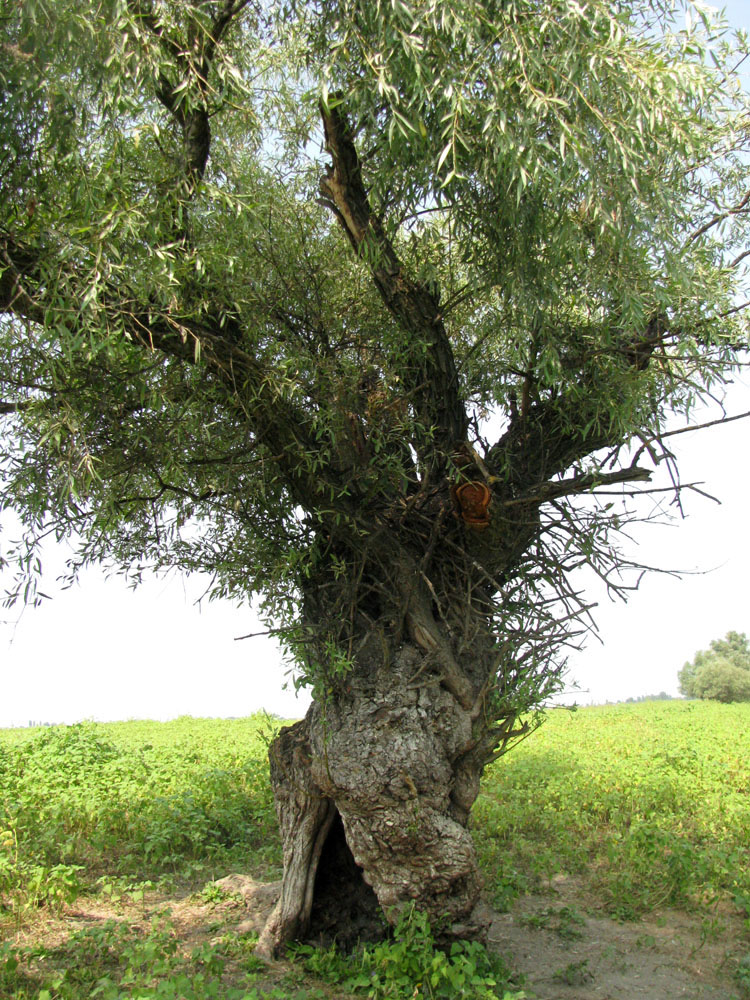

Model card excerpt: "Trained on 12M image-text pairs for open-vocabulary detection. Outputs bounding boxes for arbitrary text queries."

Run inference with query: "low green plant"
[0,855,84,916]
[735,954,750,997]
[0,717,280,922]
[294,904,525,999]
[0,942,39,1000]
[552,959,593,986]
[476,701,750,919]
[735,892,750,935]
[97,877,155,908]
[8,914,271,1000]
[198,881,234,905]
[521,905,585,940]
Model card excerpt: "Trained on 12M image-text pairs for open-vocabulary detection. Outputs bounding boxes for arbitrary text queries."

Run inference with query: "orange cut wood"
[452,481,491,530]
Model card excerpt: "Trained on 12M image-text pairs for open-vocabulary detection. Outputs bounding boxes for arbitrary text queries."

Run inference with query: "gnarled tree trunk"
[257,548,520,959]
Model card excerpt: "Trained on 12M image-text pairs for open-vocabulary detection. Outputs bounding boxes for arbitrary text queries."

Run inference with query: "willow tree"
[2,0,749,954]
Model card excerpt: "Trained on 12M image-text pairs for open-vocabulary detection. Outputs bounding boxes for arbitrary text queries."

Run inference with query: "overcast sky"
[2,3,749,728]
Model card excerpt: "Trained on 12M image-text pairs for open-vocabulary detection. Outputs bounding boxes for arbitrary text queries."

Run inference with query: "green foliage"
[679,631,750,702]
[0,717,279,919]
[310,0,749,351]
[520,905,585,940]
[198,880,239,906]
[692,658,750,704]
[552,959,593,987]
[1,0,750,702]
[624,691,676,703]
[736,953,750,997]
[707,631,750,668]
[0,914,273,1000]
[0,940,40,1000]
[475,700,750,919]
[294,904,525,999]
[0,900,523,1000]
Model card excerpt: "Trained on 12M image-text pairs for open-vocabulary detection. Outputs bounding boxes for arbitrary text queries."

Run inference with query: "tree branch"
[632,408,750,465]
[318,102,468,470]
[501,465,652,507]
[687,190,750,245]
[0,400,32,415]
[486,312,667,511]
[129,0,253,193]
[0,230,346,514]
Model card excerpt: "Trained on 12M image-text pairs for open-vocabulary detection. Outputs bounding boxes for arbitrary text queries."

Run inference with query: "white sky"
[559,376,750,705]
[2,2,749,728]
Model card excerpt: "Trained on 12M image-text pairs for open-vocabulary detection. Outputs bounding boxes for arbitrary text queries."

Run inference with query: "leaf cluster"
[295,903,524,999]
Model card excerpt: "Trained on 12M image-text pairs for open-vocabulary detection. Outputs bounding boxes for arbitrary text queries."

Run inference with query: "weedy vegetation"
[475,699,750,922]
[1,700,750,998]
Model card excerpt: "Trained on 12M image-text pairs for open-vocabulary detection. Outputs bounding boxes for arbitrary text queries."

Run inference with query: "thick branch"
[203,1,253,67]
[129,0,252,192]
[318,103,468,469]
[487,313,667,507]
[0,400,32,415]
[506,465,652,507]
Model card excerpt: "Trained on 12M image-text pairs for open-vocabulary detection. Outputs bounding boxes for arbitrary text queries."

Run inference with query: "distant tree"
[708,631,750,669]
[679,633,750,702]
[691,658,750,704]
[2,0,750,957]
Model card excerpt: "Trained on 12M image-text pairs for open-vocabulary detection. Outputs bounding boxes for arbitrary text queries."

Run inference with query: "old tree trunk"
[257,543,529,958]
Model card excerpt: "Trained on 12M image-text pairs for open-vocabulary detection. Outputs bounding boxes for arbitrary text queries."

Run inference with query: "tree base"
[258,642,495,958]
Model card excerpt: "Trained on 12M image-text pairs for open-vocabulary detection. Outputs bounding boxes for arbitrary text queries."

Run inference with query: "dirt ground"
[488,875,747,1000]
[11,873,749,1000]
[220,873,749,999]
[179,874,750,999]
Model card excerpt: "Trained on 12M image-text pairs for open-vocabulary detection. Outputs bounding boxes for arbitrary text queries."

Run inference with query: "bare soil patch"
[490,875,746,1000]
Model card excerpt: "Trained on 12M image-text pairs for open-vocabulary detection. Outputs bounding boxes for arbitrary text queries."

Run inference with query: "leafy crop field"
[477,699,750,920]
[0,716,281,913]
[1,701,749,999]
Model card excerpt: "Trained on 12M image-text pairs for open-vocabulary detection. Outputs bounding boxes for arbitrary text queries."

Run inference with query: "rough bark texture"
[255,718,337,957]
[257,631,499,959]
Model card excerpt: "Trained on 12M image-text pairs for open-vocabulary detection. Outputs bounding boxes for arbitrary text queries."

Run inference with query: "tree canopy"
[2,1,748,665]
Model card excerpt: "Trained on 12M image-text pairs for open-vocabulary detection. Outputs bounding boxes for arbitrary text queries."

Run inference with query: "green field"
[476,699,750,918]
[1,701,750,998]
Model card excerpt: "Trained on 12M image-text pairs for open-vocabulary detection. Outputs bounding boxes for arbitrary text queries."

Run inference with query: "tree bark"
[257,629,499,959]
